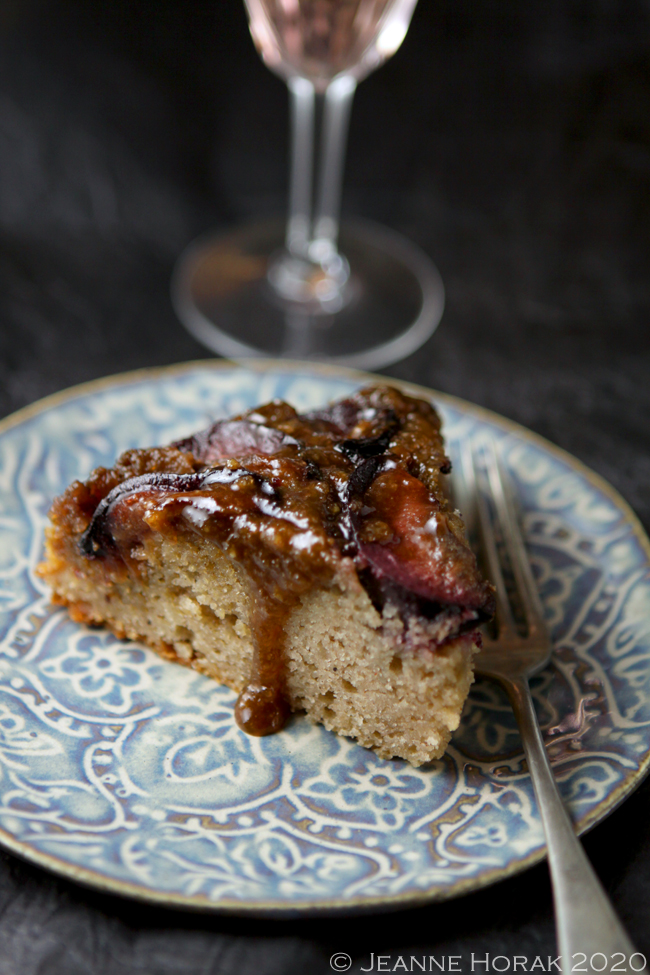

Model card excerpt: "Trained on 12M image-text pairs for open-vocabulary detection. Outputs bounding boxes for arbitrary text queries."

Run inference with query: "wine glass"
[172,0,444,369]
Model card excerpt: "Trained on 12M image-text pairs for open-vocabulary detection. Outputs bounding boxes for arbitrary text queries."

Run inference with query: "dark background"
[0,1,649,972]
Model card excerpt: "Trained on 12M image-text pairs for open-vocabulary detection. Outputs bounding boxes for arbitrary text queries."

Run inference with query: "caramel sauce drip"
[64,385,493,737]
[234,601,292,735]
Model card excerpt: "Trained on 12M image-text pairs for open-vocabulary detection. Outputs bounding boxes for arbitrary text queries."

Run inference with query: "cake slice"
[39,384,494,766]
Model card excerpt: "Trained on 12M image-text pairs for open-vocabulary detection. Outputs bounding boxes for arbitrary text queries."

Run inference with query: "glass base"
[171,219,444,370]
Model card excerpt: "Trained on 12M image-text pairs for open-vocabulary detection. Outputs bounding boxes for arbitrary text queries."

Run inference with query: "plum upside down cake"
[39,384,494,766]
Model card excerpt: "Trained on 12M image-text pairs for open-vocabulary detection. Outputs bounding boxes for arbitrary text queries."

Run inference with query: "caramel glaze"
[64,385,494,736]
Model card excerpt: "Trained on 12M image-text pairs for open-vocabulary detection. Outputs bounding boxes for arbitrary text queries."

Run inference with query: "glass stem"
[285,73,357,265]
[286,76,316,259]
[311,74,357,262]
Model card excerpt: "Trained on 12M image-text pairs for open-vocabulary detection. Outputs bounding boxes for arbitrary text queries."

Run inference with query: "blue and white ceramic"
[0,361,649,914]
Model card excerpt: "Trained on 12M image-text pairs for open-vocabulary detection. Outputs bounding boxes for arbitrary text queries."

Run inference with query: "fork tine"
[451,440,476,540]
[460,439,516,632]
[484,440,547,638]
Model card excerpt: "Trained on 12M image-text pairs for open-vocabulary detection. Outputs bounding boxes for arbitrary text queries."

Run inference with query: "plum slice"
[172,420,299,465]
[356,468,494,616]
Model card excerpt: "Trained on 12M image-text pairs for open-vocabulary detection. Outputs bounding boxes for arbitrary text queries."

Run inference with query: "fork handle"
[505,677,642,974]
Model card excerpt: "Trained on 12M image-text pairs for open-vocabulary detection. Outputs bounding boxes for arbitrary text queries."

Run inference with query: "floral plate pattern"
[0,361,649,915]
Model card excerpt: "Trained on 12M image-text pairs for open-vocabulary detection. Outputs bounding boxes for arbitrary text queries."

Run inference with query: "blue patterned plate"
[1,361,649,914]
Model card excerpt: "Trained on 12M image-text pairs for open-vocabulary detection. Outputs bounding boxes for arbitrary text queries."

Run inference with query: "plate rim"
[1,356,649,916]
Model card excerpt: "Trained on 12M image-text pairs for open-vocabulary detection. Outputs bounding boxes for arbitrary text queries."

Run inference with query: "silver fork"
[457,440,640,975]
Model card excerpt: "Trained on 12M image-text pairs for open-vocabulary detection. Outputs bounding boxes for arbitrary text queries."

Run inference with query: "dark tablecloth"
[0,2,648,972]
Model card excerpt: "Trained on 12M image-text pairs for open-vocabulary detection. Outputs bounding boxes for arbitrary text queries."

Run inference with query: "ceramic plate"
[1,361,649,915]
